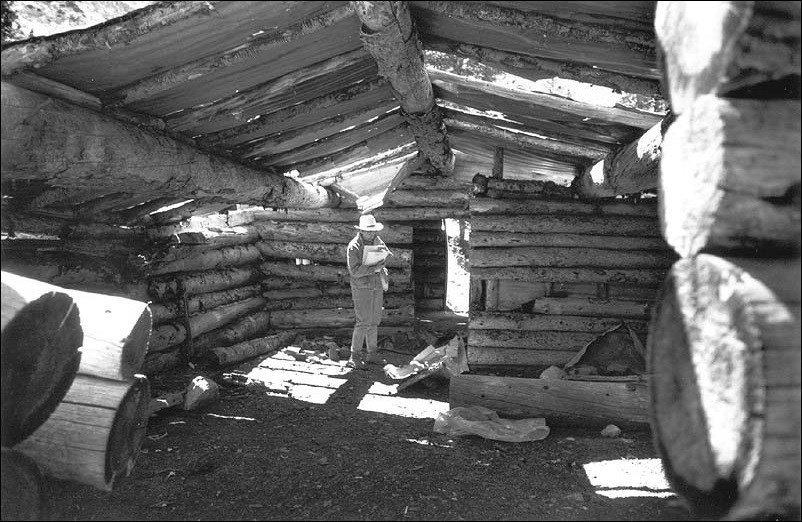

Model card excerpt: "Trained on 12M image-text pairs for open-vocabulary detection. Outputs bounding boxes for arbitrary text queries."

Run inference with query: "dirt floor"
[42,323,695,521]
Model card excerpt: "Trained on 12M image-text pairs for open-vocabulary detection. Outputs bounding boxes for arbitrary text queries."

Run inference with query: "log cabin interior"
[1,1,799,520]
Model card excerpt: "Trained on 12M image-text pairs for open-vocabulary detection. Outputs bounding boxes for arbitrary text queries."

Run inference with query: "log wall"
[468,193,675,369]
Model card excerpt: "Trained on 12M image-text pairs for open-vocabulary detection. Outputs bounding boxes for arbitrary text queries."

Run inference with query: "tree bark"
[384,189,469,208]
[468,330,597,351]
[449,374,650,426]
[469,311,643,334]
[147,244,262,276]
[269,304,415,329]
[656,1,801,115]
[254,241,411,268]
[191,311,274,356]
[648,255,800,520]
[15,374,150,491]
[470,195,658,217]
[660,96,800,256]
[573,114,674,198]
[1,82,341,208]
[353,0,455,174]
[470,231,668,251]
[1,275,82,447]
[259,261,412,288]
[249,220,413,244]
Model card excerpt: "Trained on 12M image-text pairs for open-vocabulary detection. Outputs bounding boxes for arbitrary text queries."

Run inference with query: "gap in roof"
[423,50,667,114]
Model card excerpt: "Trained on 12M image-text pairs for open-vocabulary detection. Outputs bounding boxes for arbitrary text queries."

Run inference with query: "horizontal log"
[396,174,469,191]
[374,207,468,221]
[660,96,801,256]
[471,214,662,237]
[191,311,274,356]
[150,296,267,352]
[529,297,652,319]
[254,241,411,268]
[470,246,675,269]
[259,261,412,287]
[469,195,658,217]
[450,374,650,426]
[573,115,673,198]
[470,231,669,251]
[16,375,150,491]
[384,189,469,208]
[468,330,597,350]
[264,293,412,312]
[206,331,298,367]
[467,346,577,367]
[141,349,182,376]
[148,266,263,300]
[268,305,415,329]
[146,244,262,276]
[249,220,412,245]
[1,82,341,208]
[149,285,263,324]
[470,267,667,286]
[469,311,645,333]
[656,1,801,115]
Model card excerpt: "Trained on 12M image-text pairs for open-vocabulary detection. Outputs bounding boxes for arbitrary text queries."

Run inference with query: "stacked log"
[468,194,674,369]
[1,273,152,496]
[651,3,801,519]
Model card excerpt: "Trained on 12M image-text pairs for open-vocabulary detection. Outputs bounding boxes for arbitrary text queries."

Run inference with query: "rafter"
[353,1,455,175]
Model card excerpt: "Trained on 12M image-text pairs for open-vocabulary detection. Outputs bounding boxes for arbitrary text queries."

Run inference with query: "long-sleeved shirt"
[347,233,387,288]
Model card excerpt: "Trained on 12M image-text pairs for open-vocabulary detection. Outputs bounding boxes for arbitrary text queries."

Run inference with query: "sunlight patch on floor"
[245,355,352,405]
[358,393,450,419]
[405,437,454,449]
[204,413,257,422]
[583,458,675,499]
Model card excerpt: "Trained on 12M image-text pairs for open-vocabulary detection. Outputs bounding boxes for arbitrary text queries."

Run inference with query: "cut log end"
[105,375,150,488]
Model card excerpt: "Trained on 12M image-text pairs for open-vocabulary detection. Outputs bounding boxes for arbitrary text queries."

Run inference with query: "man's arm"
[347,239,380,277]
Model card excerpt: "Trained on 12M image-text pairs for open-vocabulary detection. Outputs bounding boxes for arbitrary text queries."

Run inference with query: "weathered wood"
[412,1,657,79]
[16,375,150,491]
[1,448,45,520]
[424,36,662,97]
[150,296,267,353]
[206,331,298,367]
[467,346,577,367]
[140,200,232,227]
[574,114,674,198]
[471,174,577,200]
[264,293,412,312]
[384,189,469,208]
[269,304,415,329]
[254,241,411,268]
[468,330,597,351]
[141,349,182,376]
[470,266,667,286]
[449,374,650,426]
[660,96,801,256]
[190,310,273,356]
[354,0,455,174]
[259,260,412,287]
[107,3,357,106]
[470,231,669,251]
[469,193,658,217]
[149,285,263,324]
[148,266,263,300]
[528,297,652,319]
[1,276,82,447]
[470,246,675,269]
[649,255,800,519]
[656,1,801,115]
[249,220,412,245]
[429,69,663,130]
[469,311,644,334]
[471,214,662,237]
[443,113,610,164]
[1,82,341,208]
[147,244,262,276]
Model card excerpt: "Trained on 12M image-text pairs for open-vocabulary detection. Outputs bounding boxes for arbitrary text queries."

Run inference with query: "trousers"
[350,284,384,358]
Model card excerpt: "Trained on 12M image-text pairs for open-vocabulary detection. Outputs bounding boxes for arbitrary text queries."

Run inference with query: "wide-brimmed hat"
[355,214,384,231]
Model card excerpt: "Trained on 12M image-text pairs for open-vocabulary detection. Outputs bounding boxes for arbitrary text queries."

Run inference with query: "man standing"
[346,214,389,369]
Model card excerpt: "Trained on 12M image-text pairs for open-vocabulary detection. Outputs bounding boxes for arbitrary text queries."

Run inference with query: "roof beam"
[105,4,356,107]
[353,1,455,175]
[572,113,675,199]
[1,82,341,209]
[424,37,662,98]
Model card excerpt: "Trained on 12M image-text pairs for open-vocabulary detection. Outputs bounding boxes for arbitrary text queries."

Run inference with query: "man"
[346,214,389,369]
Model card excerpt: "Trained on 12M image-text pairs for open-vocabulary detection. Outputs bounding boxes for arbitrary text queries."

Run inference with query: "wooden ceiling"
[1,1,666,224]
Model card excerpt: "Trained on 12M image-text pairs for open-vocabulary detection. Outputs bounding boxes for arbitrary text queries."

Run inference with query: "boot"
[346,351,367,370]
